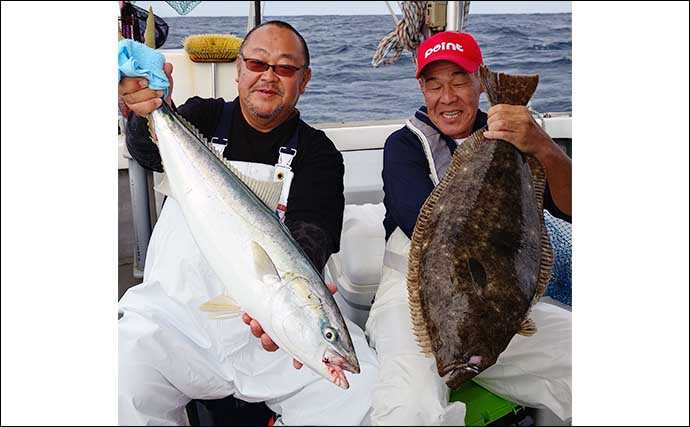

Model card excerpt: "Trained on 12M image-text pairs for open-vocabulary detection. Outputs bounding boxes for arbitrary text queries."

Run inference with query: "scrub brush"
[183,34,242,62]
[183,34,243,98]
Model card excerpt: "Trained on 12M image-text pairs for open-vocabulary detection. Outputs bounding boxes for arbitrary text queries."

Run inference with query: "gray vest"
[405,112,455,186]
[384,113,458,275]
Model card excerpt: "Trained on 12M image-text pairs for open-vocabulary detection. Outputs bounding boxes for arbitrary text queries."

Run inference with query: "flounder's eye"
[323,326,337,342]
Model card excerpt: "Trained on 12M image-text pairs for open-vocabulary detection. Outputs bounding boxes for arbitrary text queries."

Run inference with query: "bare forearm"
[537,142,572,216]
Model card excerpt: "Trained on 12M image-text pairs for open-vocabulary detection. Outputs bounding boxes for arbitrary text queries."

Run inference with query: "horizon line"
[158,11,572,18]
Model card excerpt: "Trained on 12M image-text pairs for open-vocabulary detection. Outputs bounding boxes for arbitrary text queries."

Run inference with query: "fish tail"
[479,65,539,107]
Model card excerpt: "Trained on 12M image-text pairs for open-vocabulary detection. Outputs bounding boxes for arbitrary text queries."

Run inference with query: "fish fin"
[283,272,322,308]
[227,162,283,210]
[200,295,242,319]
[533,220,554,304]
[153,173,173,198]
[517,317,537,336]
[147,116,158,145]
[406,262,435,356]
[206,312,242,320]
[175,113,205,141]
[251,241,281,282]
[526,155,554,306]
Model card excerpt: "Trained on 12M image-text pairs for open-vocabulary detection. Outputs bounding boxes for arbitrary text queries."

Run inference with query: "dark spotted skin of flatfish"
[407,65,553,389]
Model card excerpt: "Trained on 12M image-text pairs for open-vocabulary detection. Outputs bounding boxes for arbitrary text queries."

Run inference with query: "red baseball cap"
[416,32,483,79]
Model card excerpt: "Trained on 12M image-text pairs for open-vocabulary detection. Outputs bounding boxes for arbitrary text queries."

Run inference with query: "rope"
[372,1,427,67]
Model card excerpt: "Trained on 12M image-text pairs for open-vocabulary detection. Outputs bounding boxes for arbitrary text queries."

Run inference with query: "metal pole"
[446,1,471,32]
[446,1,460,32]
[127,157,152,278]
[211,63,217,98]
[254,1,261,27]
[384,1,400,25]
[247,2,254,33]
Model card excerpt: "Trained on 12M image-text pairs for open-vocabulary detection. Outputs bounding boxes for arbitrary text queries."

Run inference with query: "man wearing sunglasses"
[118,21,378,426]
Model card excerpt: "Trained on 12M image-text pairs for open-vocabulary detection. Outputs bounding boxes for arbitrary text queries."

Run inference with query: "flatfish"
[407,65,554,389]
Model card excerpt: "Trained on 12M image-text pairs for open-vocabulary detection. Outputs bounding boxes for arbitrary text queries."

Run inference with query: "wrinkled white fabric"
[365,228,572,426]
[340,203,387,286]
[119,197,378,425]
[365,229,466,426]
[471,302,572,421]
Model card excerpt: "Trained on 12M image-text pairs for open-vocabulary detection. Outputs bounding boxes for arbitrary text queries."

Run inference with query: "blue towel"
[118,39,169,98]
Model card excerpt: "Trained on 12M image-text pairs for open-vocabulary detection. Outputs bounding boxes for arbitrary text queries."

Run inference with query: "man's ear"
[299,67,312,94]
[418,78,424,92]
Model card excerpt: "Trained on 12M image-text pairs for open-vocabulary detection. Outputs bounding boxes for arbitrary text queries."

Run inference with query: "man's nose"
[439,85,458,103]
[260,65,280,81]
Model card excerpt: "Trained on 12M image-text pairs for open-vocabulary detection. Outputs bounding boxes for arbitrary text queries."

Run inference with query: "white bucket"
[325,203,386,330]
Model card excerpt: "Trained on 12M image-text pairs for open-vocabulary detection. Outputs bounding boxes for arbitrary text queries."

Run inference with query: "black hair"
[240,20,310,68]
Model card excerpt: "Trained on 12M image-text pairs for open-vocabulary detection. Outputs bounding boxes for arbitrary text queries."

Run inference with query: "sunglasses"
[240,55,304,77]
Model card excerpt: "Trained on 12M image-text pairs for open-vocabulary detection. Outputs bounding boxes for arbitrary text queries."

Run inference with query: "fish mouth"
[440,362,482,388]
[323,348,360,389]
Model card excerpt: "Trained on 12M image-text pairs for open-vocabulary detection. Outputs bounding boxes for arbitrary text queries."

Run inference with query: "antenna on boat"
[446,1,471,32]
[247,1,263,32]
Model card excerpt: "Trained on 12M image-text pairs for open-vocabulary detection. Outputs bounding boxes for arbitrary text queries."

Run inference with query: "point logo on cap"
[416,32,483,78]
[425,42,464,59]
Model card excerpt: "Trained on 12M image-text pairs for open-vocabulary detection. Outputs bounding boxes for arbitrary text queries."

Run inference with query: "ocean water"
[158,13,571,124]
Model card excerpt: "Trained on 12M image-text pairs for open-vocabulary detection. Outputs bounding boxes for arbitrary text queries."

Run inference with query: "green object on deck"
[449,381,523,426]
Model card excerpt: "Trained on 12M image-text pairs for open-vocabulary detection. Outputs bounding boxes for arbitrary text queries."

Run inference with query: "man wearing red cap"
[364,32,573,425]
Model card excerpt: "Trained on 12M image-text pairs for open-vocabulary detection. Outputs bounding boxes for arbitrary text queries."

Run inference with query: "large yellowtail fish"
[146,102,360,389]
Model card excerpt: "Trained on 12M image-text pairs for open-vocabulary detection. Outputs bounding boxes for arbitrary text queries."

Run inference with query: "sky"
[134,1,571,17]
